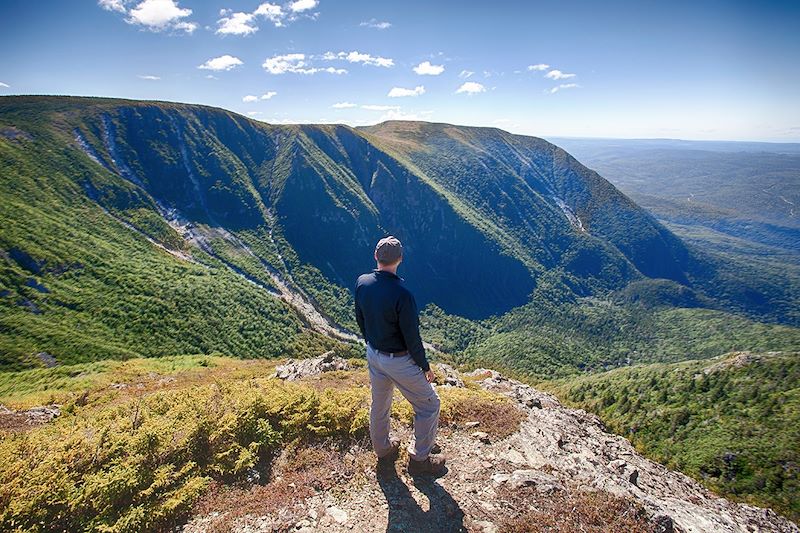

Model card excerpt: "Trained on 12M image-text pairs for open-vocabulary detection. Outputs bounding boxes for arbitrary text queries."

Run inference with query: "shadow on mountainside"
[377,462,466,532]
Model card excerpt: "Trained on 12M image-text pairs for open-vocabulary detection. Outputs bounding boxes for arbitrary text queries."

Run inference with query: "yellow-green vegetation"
[0,357,521,532]
[543,351,800,522]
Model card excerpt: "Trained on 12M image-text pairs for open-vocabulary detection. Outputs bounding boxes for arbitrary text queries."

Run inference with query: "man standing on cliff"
[355,236,445,476]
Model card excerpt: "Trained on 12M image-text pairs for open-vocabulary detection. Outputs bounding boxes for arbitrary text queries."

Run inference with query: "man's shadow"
[376,461,466,532]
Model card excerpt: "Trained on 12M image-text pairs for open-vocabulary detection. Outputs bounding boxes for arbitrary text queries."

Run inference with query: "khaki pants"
[366,342,440,461]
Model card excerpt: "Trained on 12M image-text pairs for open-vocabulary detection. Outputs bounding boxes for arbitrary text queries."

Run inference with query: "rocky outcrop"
[273,351,351,381]
[0,404,60,431]
[467,368,797,533]
[184,365,798,533]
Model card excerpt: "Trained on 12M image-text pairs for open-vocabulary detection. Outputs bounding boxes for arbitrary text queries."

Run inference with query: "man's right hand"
[424,370,435,383]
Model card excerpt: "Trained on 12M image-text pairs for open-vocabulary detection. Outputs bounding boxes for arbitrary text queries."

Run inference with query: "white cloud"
[247,111,264,116]
[263,53,347,74]
[216,11,258,35]
[545,69,575,80]
[459,70,474,78]
[216,3,287,34]
[198,54,243,71]
[205,74,218,80]
[360,19,391,29]
[289,0,317,12]
[261,91,277,99]
[413,61,444,76]
[99,0,197,33]
[527,63,549,71]
[126,0,194,31]
[98,0,126,12]
[550,83,580,93]
[0,82,9,88]
[138,75,160,80]
[380,109,420,121]
[388,85,425,97]
[243,95,259,102]
[332,102,357,108]
[362,105,400,111]
[323,51,394,68]
[456,81,485,94]
[254,2,284,25]
[214,1,318,34]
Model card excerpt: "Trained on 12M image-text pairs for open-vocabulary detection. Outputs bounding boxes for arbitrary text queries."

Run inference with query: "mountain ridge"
[1,95,798,372]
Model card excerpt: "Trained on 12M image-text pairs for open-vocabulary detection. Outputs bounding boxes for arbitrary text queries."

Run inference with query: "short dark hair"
[375,236,403,265]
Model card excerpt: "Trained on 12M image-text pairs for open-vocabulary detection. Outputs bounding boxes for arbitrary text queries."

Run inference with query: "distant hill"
[550,137,800,253]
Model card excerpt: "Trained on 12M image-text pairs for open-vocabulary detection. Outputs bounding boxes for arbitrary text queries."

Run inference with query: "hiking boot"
[408,455,447,476]
[377,437,401,463]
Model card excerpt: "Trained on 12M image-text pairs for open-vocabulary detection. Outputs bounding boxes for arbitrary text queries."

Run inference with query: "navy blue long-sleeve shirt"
[354,269,430,371]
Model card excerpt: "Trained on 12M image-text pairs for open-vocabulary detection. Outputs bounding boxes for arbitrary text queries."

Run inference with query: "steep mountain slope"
[362,121,694,285]
[0,95,738,371]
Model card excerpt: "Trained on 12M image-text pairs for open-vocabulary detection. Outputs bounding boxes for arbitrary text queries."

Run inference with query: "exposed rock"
[36,351,58,368]
[703,351,781,375]
[0,404,60,431]
[326,507,348,524]
[274,351,350,381]
[479,373,798,533]
[436,363,464,387]
[471,431,491,444]
[507,469,565,493]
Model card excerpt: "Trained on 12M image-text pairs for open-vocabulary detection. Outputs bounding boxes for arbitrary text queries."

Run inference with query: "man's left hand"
[424,370,435,383]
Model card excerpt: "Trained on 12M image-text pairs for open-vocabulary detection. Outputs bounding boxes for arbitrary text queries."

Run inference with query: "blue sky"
[1,0,798,141]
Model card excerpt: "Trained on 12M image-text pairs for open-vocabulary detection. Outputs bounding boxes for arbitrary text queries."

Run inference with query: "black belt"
[370,344,408,357]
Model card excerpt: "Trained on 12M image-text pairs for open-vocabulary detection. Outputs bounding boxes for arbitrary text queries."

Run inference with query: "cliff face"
[1,97,700,325]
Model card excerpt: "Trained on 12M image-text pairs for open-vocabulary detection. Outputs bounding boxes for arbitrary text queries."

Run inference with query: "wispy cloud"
[99,0,197,34]
[458,70,474,79]
[388,85,425,97]
[360,18,391,29]
[550,83,580,93]
[413,61,444,75]
[138,75,160,80]
[289,0,317,12]
[379,109,420,121]
[545,69,575,80]
[263,53,347,74]
[323,51,394,68]
[332,102,357,108]
[362,104,400,111]
[456,81,486,95]
[98,0,126,12]
[254,2,284,24]
[0,82,9,88]
[216,11,258,35]
[215,1,317,34]
[243,92,277,102]
[198,54,243,71]
[527,63,549,71]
